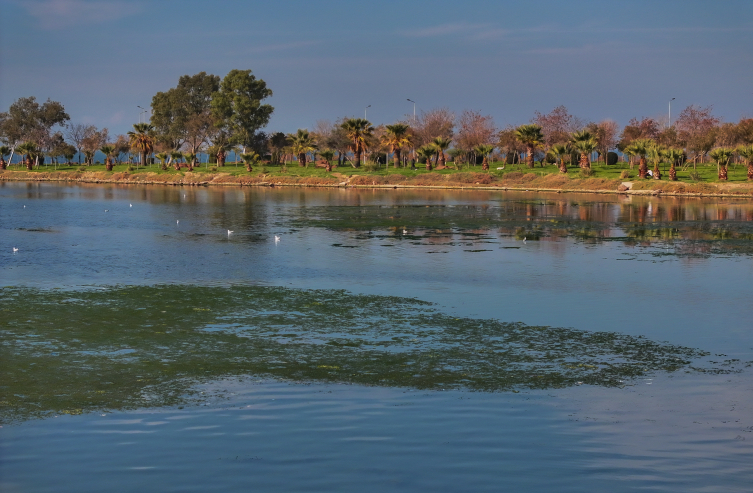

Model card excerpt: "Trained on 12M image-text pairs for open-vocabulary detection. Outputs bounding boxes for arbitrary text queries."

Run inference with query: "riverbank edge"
[2,170,753,199]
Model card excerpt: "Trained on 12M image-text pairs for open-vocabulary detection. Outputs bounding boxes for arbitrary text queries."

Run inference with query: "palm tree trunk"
[526,145,534,168]
[719,165,728,181]
[559,159,567,174]
[579,153,590,169]
[669,163,677,181]
[638,157,648,178]
[438,151,446,167]
[482,156,489,170]
[747,162,753,180]
[26,154,33,171]
[653,164,661,180]
[394,148,400,168]
[298,152,306,167]
[0,157,5,170]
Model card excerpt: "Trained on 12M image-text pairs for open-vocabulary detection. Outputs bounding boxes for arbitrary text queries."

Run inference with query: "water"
[2,182,753,492]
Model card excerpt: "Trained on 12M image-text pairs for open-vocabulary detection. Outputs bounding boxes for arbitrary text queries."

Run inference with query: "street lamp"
[137,105,148,124]
[668,98,675,128]
[364,105,371,120]
[407,99,416,124]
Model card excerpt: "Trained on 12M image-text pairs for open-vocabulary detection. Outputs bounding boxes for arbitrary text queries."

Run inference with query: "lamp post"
[406,99,416,124]
[668,98,675,128]
[364,105,371,120]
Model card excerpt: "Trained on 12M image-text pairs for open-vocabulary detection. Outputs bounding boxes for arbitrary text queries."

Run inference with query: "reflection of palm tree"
[432,137,451,167]
[127,123,155,167]
[341,118,373,168]
[515,124,544,168]
[417,145,436,171]
[383,123,411,168]
[737,145,753,181]
[548,144,570,173]
[709,147,733,181]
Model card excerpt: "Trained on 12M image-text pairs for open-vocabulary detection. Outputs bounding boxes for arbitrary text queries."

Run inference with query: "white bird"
[23,205,26,208]
[274,235,280,243]
[402,229,408,235]
[130,203,132,208]
[227,229,234,235]
[523,237,527,243]
[176,220,180,225]
[13,247,18,253]
[104,209,109,212]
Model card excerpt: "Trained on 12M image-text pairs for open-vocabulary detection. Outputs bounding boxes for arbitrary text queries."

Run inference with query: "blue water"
[2,182,753,492]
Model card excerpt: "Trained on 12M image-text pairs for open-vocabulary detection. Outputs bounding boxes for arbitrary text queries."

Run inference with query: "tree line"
[2,70,753,181]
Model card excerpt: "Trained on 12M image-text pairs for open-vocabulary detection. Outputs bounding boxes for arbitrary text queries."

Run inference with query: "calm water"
[2,182,753,492]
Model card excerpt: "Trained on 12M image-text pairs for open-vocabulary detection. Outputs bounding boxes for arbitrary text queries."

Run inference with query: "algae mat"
[2,284,739,424]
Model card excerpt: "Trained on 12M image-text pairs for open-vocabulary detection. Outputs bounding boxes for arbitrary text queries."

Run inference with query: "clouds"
[16,0,141,29]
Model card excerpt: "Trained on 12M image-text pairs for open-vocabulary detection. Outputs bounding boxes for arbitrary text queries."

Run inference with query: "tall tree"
[515,124,544,168]
[411,108,455,148]
[0,97,70,168]
[675,105,720,164]
[65,123,95,164]
[532,105,584,147]
[151,72,221,152]
[211,69,274,152]
[455,110,496,156]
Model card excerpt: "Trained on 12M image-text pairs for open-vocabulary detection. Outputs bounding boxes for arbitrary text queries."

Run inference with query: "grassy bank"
[2,160,752,197]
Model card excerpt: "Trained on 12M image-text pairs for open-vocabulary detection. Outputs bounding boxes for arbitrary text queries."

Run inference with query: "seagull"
[104,209,109,212]
[227,229,234,236]
[176,220,179,225]
[402,229,408,235]
[130,203,133,208]
[274,235,280,243]
[523,237,527,243]
[13,247,18,253]
[23,205,26,208]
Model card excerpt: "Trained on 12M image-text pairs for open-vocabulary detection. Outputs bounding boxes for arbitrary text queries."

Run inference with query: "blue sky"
[1,0,752,137]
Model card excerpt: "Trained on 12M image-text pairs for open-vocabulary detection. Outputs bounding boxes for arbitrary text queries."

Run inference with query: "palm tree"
[240,152,260,172]
[170,151,183,170]
[737,144,753,180]
[664,148,684,181]
[183,152,197,171]
[319,149,335,172]
[515,124,544,168]
[155,152,168,171]
[474,144,495,171]
[630,139,654,178]
[417,145,436,171]
[0,145,9,170]
[127,123,155,168]
[341,118,374,168]
[288,129,317,167]
[432,137,452,168]
[548,144,570,173]
[647,144,666,180]
[709,147,733,181]
[382,123,411,168]
[17,142,40,170]
[570,130,598,169]
[100,145,116,171]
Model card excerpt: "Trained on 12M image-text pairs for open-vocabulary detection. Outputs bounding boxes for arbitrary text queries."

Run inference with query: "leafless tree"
[675,105,720,163]
[532,105,584,147]
[455,110,496,154]
[411,108,455,148]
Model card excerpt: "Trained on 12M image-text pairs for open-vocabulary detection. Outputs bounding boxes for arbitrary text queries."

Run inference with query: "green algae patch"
[0,285,724,423]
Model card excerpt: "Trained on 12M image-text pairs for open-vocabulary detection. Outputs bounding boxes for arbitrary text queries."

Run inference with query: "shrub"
[209,166,218,172]
[607,152,619,166]
[78,166,87,171]
[689,171,702,181]
[363,162,379,172]
[620,170,631,179]
[126,165,134,172]
[580,168,594,177]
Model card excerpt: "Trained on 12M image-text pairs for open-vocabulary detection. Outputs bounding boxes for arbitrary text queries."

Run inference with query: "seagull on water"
[402,229,408,235]
[176,220,180,225]
[523,237,527,243]
[227,229,234,236]
[274,235,280,243]
[104,209,109,212]
[13,247,18,253]
[130,203,133,208]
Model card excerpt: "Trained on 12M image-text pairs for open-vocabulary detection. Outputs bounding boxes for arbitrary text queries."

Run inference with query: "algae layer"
[0,285,724,423]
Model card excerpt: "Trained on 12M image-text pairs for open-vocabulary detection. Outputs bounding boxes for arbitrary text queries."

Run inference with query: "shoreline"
[2,169,753,199]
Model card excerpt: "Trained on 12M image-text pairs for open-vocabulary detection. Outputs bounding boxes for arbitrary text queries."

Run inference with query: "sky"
[1,0,752,137]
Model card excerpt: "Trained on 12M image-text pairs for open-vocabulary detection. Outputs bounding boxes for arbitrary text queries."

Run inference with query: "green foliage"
[607,151,619,165]
[211,69,273,148]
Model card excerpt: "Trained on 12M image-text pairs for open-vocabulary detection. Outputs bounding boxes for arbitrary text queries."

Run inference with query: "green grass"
[6,160,750,184]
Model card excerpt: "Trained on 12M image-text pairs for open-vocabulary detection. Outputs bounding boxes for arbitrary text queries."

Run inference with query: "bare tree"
[455,110,497,160]
[532,105,584,147]
[411,108,455,148]
[66,123,96,164]
[586,120,619,162]
[675,105,720,164]
[80,127,109,165]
